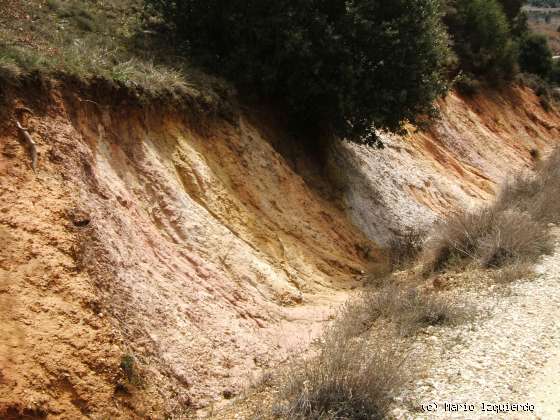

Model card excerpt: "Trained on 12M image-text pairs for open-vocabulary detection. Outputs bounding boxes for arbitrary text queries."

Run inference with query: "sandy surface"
[394,230,560,420]
[530,349,560,419]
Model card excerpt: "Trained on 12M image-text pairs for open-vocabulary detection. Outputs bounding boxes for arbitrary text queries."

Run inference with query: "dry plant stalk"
[15,119,37,171]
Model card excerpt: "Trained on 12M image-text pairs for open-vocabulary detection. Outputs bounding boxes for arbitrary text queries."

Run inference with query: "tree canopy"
[146,0,451,145]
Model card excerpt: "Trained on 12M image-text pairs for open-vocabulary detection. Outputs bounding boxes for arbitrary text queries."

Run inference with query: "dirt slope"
[336,87,560,244]
[1,82,560,418]
[0,82,375,417]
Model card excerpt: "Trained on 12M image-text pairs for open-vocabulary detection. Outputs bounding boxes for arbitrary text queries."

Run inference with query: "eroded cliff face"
[0,84,375,418]
[335,87,560,245]
[1,83,559,418]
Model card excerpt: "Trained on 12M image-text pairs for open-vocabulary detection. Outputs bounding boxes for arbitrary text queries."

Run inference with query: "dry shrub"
[340,284,469,337]
[387,229,426,270]
[424,208,497,273]
[497,148,560,224]
[273,283,466,419]
[489,261,535,284]
[425,147,560,276]
[274,327,408,420]
[425,207,553,273]
[477,210,553,268]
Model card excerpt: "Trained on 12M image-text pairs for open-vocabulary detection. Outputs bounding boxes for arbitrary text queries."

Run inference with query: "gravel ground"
[394,230,560,420]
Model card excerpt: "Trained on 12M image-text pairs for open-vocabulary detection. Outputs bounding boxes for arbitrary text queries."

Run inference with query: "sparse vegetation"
[387,229,427,270]
[341,283,471,337]
[425,148,560,276]
[120,354,143,386]
[497,148,560,223]
[273,313,409,419]
[489,260,536,283]
[269,276,471,418]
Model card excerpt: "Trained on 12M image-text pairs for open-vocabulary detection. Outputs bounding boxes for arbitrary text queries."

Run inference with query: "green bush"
[454,72,482,95]
[145,0,451,145]
[445,0,518,79]
[550,61,560,84]
[497,0,524,23]
[519,34,554,78]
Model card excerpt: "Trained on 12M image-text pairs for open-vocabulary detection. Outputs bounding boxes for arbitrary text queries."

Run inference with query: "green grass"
[0,0,232,104]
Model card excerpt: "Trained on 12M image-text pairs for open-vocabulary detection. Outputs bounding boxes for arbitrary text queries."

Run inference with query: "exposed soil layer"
[337,87,560,244]
[0,81,374,417]
[1,81,560,417]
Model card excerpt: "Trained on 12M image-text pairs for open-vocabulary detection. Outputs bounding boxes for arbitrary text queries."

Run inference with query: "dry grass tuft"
[424,149,560,275]
[497,148,560,225]
[339,283,470,337]
[387,229,426,270]
[424,208,552,273]
[274,327,409,420]
[488,261,535,284]
[271,282,470,419]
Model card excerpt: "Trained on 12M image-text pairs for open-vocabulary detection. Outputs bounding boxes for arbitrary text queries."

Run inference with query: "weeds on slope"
[268,279,471,419]
[424,148,560,280]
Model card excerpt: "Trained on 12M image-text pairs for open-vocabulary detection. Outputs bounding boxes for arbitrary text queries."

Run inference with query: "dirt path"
[530,348,560,419]
[394,230,560,419]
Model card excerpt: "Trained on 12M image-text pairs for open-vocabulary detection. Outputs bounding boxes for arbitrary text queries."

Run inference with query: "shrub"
[489,261,534,283]
[274,323,407,419]
[497,0,525,23]
[445,0,518,79]
[425,149,560,275]
[145,0,451,145]
[498,148,560,223]
[476,209,553,267]
[272,280,469,418]
[387,229,426,270]
[519,34,553,78]
[342,284,469,337]
[549,60,560,84]
[454,72,482,95]
[425,207,553,272]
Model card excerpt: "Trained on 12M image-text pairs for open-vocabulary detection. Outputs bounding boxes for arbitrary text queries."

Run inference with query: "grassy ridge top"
[0,0,231,107]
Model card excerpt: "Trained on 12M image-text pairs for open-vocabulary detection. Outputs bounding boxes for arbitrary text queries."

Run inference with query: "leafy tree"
[445,0,518,79]
[497,0,525,22]
[145,0,450,145]
[519,34,554,77]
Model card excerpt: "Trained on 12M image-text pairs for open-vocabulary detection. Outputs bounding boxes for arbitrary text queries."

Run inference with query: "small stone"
[222,388,235,399]
[69,208,91,227]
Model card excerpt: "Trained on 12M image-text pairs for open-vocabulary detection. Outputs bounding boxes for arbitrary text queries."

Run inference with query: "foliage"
[145,0,451,145]
[497,0,525,22]
[454,72,482,95]
[550,60,560,83]
[444,0,518,79]
[519,34,554,77]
